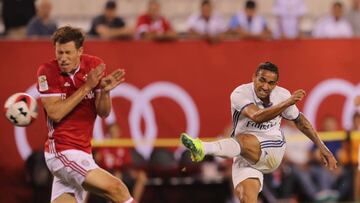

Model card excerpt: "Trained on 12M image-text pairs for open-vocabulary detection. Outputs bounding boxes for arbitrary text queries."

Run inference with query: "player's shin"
[203,138,241,157]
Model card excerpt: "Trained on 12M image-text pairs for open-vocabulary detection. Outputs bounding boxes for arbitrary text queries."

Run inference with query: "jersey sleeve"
[36,64,62,97]
[280,89,300,120]
[230,87,254,112]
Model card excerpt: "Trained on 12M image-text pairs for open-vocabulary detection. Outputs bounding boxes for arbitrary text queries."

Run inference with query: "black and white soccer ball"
[4,93,38,126]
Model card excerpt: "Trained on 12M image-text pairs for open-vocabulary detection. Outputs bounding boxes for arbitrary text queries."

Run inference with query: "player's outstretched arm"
[41,65,105,122]
[242,89,305,123]
[294,113,338,170]
[95,69,125,118]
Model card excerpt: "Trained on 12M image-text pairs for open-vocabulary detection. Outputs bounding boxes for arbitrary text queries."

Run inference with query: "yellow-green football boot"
[180,133,205,162]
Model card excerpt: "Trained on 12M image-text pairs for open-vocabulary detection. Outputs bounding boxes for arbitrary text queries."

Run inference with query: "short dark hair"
[52,26,85,49]
[255,62,279,80]
[245,0,256,9]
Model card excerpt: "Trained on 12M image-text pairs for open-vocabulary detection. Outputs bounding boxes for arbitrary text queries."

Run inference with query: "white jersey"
[230,82,299,140]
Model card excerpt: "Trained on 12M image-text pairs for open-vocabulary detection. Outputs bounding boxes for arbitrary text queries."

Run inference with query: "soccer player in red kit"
[36,26,136,203]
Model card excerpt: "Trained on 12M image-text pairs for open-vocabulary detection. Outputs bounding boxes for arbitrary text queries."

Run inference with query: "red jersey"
[36,54,104,154]
[135,14,172,35]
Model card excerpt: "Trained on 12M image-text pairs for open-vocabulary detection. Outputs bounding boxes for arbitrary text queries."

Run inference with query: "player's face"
[55,41,83,73]
[253,70,278,99]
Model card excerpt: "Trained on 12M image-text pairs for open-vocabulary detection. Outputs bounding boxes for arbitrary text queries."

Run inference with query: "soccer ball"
[4,93,38,126]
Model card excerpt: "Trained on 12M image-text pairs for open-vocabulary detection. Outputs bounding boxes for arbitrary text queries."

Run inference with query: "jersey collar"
[69,66,80,75]
[61,65,80,76]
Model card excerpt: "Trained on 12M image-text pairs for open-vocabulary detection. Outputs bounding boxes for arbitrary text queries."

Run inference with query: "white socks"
[203,138,241,157]
[123,197,135,203]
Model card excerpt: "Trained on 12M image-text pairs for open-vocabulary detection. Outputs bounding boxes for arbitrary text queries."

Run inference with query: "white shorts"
[45,149,99,202]
[232,135,286,192]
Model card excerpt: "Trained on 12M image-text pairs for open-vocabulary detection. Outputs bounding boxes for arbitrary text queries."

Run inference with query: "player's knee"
[234,185,242,199]
[106,180,130,202]
[235,184,257,203]
[108,180,126,194]
[237,192,257,203]
[239,195,257,203]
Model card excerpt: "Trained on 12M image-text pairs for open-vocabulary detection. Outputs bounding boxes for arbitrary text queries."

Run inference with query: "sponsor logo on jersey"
[64,82,70,87]
[246,120,277,130]
[38,75,48,91]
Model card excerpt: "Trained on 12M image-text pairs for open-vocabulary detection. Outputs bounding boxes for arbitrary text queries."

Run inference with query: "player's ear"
[252,73,256,82]
[78,47,84,55]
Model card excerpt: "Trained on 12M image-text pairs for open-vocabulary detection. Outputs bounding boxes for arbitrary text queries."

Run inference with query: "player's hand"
[320,148,337,170]
[85,64,105,89]
[100,69,125,92]
[288,89,306,105]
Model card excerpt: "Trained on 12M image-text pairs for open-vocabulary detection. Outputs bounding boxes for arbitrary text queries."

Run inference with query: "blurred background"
[1,0,360,202]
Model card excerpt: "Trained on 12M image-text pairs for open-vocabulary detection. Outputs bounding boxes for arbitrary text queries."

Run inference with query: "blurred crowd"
[2,0,360,42]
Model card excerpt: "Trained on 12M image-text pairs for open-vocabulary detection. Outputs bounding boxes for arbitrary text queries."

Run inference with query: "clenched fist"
[288,89,306,105]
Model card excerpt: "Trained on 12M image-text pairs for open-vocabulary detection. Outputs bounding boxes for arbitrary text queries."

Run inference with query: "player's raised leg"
[180,132,261,164]
[82,168,135,203]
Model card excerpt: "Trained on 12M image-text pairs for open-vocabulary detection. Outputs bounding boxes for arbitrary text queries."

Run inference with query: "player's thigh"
[52,193,77,203]
[50,172,86,203]
[232,159,264,194]
[235,133,261,164]
[82,167,130,197]
[235,178,261,203]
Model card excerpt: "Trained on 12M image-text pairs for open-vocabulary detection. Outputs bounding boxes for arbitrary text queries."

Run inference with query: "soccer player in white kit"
[181,62,337,202]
